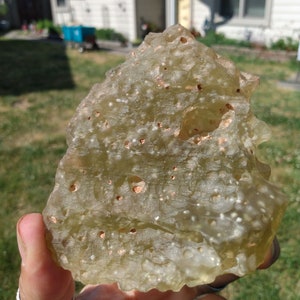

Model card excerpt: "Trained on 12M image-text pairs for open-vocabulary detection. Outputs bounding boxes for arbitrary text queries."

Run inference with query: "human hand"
[17,213,280,300]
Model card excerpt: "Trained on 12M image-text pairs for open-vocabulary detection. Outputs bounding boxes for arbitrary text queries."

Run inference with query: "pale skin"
[17,213,280,300]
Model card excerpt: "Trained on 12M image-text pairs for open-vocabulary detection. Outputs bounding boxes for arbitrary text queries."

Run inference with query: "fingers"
[17,213,75,300]
[133,285,197,300]
[194,237,280,299]
[77,284,195,300]
[77,237,280,300]
[16,213,279,300]
[198,295,226,300]
[258,236,280,269]
[77,284,224,300]
[76,283,130,300]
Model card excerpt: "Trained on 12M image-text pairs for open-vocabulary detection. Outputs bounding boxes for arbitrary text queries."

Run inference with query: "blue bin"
[62,25,95,43]
[62,26,74,41]
[72,26,95,43]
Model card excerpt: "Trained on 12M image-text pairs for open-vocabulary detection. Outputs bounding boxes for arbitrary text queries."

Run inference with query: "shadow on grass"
[0,39,75,96]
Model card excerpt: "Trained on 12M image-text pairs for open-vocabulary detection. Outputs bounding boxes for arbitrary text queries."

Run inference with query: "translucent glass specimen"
[43,24,288,292]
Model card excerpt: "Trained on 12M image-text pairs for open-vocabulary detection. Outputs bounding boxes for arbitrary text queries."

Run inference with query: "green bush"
[271,37,298,51]
[36,19,61,35]
[0,3,8,16]
[95,28,127,43]
[198,30,251,48]
[199,31,299,52]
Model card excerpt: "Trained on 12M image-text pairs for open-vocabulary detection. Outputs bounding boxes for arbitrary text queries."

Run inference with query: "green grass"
[0,39,124,298]
[0,39,299,299]
[221,54,300,300]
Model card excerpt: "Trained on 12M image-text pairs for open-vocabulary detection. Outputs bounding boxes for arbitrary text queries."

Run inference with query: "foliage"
[199,30,251,48]
[95,28,127,43]
[270,37,299,51]
[199,31,300,52]
[132,38,143,46]
[36,19,62,35]
[0,3,8,16]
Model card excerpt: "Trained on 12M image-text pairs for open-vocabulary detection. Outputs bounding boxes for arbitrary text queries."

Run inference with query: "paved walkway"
[277,79,300,91]
[3,30,298,61]
[96,39,135,55]
[2,30,134,55]
[2,29,48,40]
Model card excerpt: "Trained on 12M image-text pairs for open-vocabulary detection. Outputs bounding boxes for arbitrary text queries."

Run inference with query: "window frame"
[230,0,272,27]
[56,0,67,8]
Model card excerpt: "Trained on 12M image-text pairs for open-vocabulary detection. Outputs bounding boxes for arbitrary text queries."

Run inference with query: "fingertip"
[258,237,280,270]
[17,213,75,300]
[17,213,45,241]
[17,213,44,265]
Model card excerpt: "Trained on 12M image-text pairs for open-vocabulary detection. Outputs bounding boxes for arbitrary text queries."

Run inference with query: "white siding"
[70,0,136,40]
[50,0,73,25]
[270,0,300,41]
[191,0,210,35]
[52,0,136,41]
[216,0,300,45]
[51,0,300,45]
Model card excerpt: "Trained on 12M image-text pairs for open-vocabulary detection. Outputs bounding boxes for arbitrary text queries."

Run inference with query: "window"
[245,0,265,18]
[232,0,271,25]
[57,0,66,7]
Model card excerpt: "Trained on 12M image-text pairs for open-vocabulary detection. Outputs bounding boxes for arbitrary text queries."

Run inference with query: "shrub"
[0,3,8,16]
[95,28,127,43]
[36,19,61,35]
[271,37,298,51]
[198,30,251,48]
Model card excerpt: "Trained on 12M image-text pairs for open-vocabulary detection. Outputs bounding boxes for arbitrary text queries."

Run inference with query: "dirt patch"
[12,97,31,110]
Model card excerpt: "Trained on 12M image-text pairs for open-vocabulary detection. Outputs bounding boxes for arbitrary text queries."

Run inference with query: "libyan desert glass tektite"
[43,24,288,292]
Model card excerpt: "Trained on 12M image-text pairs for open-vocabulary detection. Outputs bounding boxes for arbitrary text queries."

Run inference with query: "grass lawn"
[0,39,299,300]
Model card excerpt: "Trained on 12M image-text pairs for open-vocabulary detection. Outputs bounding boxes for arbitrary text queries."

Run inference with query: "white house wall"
[190,0,210,35]
[51,0,300,45]
[52,0,136,41]
[185,0,300,44]
[213,0,300,46]
[270,0,300,41]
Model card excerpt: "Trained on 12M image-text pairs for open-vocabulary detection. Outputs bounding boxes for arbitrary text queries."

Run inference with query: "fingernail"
[17,216,27,265]
[271,237,280,264]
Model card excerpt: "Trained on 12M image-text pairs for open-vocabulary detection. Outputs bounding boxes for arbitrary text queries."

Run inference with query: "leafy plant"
[36,19,61,35]
[271,37,299,51]
[0,3,8,16]
[95,28,127,43]
[198,30,251,48]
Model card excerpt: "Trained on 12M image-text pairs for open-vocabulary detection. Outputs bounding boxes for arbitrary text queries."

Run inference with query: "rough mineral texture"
[43,24,288,292]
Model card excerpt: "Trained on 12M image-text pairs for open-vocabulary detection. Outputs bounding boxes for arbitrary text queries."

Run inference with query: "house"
[1,0,52,29]
[193,0,300,47]
[49,0,300,46]
[50,0,168,41]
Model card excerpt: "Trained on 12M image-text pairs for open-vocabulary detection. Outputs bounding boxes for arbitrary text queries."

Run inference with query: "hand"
[17,213,280,300]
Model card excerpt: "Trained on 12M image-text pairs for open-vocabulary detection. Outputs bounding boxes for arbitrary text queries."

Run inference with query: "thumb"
[17,213,74,300]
